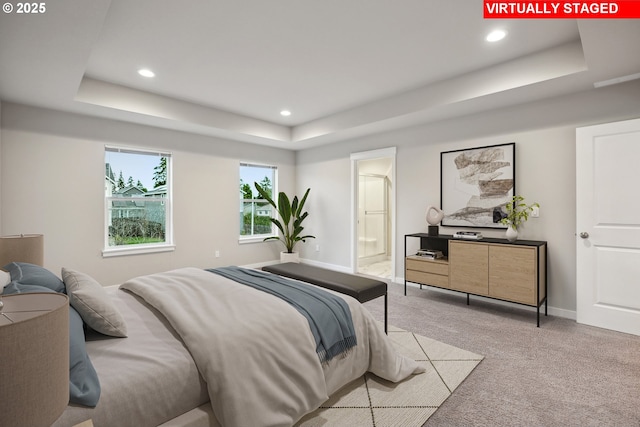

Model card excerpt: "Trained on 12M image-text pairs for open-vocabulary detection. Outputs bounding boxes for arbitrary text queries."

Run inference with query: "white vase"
[280,251,300,263]
[505,226,518,242]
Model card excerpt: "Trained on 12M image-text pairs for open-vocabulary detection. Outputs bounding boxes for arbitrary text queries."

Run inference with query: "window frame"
[239,162,278,244]
[103,145,175,257]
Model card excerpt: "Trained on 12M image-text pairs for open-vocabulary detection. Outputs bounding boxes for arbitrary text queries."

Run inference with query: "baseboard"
[400,280,577,321]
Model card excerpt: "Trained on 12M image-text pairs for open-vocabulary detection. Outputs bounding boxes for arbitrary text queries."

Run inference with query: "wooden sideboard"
[404,233,547,326]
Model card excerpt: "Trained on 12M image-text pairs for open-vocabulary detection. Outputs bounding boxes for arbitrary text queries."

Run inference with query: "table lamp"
[0,233,44,268]
[0,233,70,426]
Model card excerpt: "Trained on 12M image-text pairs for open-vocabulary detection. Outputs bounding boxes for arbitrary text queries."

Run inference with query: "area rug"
[296,324,483,427]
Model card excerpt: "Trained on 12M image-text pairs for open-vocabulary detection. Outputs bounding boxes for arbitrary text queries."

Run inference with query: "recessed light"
[280,110,291,117]
[138,68,155,78]
[486,30,507,42]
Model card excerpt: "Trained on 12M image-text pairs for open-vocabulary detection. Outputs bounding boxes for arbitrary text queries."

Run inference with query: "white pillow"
[1,269,10,288]
[62,268,128,337]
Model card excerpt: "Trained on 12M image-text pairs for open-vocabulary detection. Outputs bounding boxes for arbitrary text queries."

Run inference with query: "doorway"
[351,148,396,280]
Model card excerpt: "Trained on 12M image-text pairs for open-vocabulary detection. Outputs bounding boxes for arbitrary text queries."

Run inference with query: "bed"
[3,263,423,427]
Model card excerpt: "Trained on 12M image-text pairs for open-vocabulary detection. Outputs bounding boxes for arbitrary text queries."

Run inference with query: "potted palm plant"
[254,183,315,262]
[500,195,539,241]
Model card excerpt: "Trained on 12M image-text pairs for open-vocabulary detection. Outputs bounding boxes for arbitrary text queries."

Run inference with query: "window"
[104,146,173,256]
[239,163,277,240]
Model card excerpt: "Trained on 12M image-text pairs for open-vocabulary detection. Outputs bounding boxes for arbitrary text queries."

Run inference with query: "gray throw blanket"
[208,266,356,363]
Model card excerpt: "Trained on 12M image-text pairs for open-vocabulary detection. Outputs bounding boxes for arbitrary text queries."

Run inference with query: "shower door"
[358,174,389,260]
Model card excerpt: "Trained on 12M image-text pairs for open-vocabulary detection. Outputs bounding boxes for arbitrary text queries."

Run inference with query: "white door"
[576,117,640,336]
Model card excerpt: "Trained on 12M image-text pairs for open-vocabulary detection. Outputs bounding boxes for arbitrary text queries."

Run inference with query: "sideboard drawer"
[406,269,449,288]
[406,257,449,276]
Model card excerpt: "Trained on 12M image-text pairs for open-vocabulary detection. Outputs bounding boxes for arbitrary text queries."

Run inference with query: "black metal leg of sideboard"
[403,235,407,296]
[545,245,548,317]
[384,293,388,334]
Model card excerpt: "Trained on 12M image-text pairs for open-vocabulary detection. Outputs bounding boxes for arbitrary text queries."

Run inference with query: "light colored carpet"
[296,324,483,427]
[359,282,640,426]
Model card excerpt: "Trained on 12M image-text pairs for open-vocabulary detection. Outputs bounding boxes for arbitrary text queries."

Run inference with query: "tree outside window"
[239,164,277,238]
[104,147,172,253]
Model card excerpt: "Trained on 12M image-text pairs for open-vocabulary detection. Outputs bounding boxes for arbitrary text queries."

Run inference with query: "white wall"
[296,80,640,316]
[0,103,296,285]
[0,101,2,232]
[2,80,640,313]
[295,154,352,267]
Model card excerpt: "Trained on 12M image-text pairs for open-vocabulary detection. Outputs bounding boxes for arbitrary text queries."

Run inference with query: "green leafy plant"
[500,195,539,230]
[254,183,316,253]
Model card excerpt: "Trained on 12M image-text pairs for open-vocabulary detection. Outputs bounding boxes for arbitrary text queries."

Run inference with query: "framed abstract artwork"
[440,142,515,228]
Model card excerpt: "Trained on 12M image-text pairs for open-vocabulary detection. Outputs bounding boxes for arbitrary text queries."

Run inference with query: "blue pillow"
[1,263,101,406]
[2,262,65,293]
[69,306,101,406]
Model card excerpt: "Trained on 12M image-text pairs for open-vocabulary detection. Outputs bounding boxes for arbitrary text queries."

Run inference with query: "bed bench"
[262,262,388,333]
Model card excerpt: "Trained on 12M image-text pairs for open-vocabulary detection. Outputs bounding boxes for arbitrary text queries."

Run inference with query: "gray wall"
[296,80,640,317]
[0,103,296,285]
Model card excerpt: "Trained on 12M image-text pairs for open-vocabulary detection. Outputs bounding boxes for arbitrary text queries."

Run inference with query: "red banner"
[484,1,640,18]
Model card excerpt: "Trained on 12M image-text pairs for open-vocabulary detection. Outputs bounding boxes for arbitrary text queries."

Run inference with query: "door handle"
[579,232,589,239]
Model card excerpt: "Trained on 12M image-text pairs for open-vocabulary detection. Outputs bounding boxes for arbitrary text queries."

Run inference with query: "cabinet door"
[449,241,488,295]
[489,245,537,305]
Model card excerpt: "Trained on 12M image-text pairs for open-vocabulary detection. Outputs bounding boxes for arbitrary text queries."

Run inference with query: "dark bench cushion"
[262,262,386,303]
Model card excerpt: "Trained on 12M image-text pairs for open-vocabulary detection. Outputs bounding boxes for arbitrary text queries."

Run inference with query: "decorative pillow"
[62,268,128,338]
[2,262,66,293]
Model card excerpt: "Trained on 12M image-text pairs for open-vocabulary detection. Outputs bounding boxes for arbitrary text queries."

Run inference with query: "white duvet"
[120,267,423,427]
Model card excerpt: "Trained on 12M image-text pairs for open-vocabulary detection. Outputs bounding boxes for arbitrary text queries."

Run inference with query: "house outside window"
[239,163,277,241]
[104,146,174,256]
